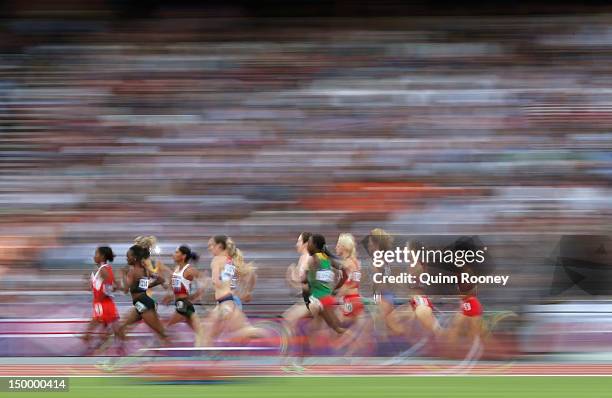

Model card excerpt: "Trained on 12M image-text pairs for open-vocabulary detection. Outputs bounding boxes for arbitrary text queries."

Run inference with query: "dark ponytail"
[97,246,115,263]
[300,232,312,244]
[310,234,340,260]
[128,245,149,262]
[178,245,199,263]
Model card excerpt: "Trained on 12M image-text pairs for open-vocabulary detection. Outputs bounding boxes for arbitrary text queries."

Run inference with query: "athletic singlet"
[129,267,150,294]
[172,264,191,296]
[307,252,334,299]
[220,256,237,290]
[91,264,114,301]
[144,258,160,297]
[297,254,310,281]
[344,258,361,290]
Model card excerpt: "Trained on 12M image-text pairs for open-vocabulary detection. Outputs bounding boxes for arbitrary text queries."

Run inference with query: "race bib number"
[316,270,334,283]
[171,277,181,289]
[138,278,149,290]
[134,301,147,313]
[176,300,185,310]
[351,271,361,282]
[463,302,472,312]
[221,264,236,282]
[343,299,353,313]
[93,303,103,317]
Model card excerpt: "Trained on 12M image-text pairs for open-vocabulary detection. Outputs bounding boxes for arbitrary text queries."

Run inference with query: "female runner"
[282,232,312,328]
[202,235,263,346]
[302,234,347,335]
[162,245,205,346]
[335,233,364,323]
[446,274,484,346]
[133,235,171,294]
[366,228,403,335]
[82,246,120,352]
[388,240,441,337]
[116,245,170,346]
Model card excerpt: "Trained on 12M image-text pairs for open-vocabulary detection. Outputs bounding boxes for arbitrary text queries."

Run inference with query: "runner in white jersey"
[162,245,206,346]
[201,235,264,346]
[283,232,313,327]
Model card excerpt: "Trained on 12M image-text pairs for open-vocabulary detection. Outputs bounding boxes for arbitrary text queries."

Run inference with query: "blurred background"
[0,0,611,359]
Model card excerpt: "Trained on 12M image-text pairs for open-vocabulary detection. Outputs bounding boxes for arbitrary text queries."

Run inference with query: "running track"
[2,362,612,377]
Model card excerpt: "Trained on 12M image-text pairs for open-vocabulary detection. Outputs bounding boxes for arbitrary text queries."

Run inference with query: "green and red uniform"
[307,252,336,308]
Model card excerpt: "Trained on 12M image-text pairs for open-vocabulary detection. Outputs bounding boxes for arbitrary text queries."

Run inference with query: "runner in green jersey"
[302,234,348,334]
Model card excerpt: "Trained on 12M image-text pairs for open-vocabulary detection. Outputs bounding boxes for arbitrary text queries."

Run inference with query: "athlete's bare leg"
[320,306,346,334]
[202,305,223,346]
[186,313,205,347]
[380,299,404,336]
[283,302,310,327]
[81,318,102,345]
[141,310,170,346]
[414,305,441,336]
[115,309,140,341]
[166,312,184,328]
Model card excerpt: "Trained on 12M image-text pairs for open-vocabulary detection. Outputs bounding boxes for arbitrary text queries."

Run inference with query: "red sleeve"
[462,296,483,317]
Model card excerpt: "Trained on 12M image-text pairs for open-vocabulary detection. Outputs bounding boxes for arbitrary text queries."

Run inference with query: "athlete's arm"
[296,253,310,280]
[148,272,165,289]
[238,268,257,303]
[99,267,114,296]
[286,263,300,290]
[185,267,204,302]
[191,269,212,302]
[161,267,176,305]
[334,268,348,292]
[122,266,132,293]
[154,259,171,289]
[211,256,224,290]
[302,256,315,293]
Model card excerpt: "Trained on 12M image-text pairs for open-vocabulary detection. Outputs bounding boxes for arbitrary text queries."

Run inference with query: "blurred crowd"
[0,5,611,311]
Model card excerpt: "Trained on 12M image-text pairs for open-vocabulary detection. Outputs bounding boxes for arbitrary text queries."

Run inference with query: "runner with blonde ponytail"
[225,237,257,304]
[133,236,172,296]
[202,235,264,346]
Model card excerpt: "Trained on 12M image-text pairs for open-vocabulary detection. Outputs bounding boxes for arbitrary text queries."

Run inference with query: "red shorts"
[461,296,483,317]
[410,295,433,311]
[317,295,337,309]
[92,299,119,325]
[342,294,364,317]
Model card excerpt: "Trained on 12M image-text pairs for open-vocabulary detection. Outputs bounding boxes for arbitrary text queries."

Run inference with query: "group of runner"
[82,235,258,353]
[83,229,485,356]
[284,230,485,354]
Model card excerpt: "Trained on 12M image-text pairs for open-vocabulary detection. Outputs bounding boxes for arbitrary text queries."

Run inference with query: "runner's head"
[94,246,115,265]
[127,244,149,266]
[307,234,327,256]
[208,235,228,256]
[457,266,477,297]
[406,239,426,271]
[209,235,254,275]
[174,245,199,265]
[368,228,393,254]
[336,233,356,259]
[296,232,312,254]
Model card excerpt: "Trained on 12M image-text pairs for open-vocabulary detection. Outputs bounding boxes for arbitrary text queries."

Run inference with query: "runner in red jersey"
[389,240,440,337]
[335,233,364,320]
[446,270,484,345]
[82,246,120,352]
